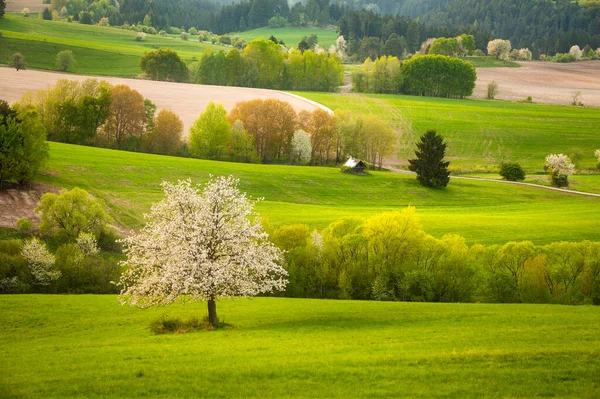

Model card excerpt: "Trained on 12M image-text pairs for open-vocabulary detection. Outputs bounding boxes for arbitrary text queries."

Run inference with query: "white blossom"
[118,176,287,309]
[594,149,600,162]
[545,153,575,177]
[21,238,60,285]
[487,39,511,60]
[290,130,312,165]
[76,232,100,257]
[310,230,324,252]
[569,45,582,60]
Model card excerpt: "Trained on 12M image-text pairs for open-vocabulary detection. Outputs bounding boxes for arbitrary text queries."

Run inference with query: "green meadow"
[0,15,221,76]
[38,142,600,245]
[1,295,599,398]
[233,26,339,48]
[295,92,600,171]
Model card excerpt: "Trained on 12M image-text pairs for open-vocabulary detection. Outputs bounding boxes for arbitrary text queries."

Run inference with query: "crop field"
[295,91,600,171]
[1,295,599,398]
[0,15,221,77]
[233,26,338,49]
[32,142,600,245]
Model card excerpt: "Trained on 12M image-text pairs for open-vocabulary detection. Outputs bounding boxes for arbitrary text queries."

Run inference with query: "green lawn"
[0,15,221,76]
[1,295,599,398]
[233,26,338,49]
[295,92,600,171]
[37,142,600,245]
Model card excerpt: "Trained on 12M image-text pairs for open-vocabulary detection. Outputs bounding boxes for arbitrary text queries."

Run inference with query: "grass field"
[36,142,600,245]
[0,15,221,77]
[466,56,520,68]
[295,92,600,171]
[1,295,599,398]
[233,26,338,49]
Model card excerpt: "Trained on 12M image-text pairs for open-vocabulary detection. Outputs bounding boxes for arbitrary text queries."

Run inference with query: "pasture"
[0,15,221,77]
[296,91,600,171]
[1,295,599,398]
[233,26,338,49]
[32,142,600,245]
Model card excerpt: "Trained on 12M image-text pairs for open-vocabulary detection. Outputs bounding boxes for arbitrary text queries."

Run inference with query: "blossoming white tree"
[118,176,287,328]
[487,39,511,60]
[545,153,575,187]
[595,149,600,169]
[290,130,312,165]
[21,238,60,285]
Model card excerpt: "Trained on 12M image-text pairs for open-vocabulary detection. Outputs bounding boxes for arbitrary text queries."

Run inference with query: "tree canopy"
[139,49,189,83]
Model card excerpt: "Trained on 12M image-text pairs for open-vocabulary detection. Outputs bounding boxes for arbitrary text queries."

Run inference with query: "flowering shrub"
[545,153,575,187]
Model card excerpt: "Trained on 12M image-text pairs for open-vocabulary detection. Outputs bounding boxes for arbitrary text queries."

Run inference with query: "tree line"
[189,100,396,168]
[272,208,600,306]
[189,39,343,92]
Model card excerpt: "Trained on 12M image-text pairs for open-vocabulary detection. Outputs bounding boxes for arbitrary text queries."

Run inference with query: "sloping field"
[14,142,598,245]
[473,61,600,107]
[1,296,599,398]
[233,26,339,48]
[0,68,327,133]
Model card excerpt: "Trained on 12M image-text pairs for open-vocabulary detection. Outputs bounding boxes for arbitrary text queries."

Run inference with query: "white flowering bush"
[595,149,600,170]
[21,238,60,285]
[569,45,582,60]
[135,32,147,41]
[487,39,511,60]
[545,153,575,187]
[118,176,287,327]
[76,232,100,257]
[290,130,312,165]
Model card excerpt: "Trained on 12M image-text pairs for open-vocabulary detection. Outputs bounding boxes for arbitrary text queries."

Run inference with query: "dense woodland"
[32,0,600,56]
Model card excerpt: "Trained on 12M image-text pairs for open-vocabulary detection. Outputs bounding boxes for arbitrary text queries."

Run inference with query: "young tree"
[189,102,231,160]
[143,109,183,155]
[290,130,312,165]
[118,177,287,328]
[499,162,525,181]
[56,50,74,72]
[21,238,60,285]
[36,188,110,241]
[487,81,499,99]
[103,84,146,149]
[595,149,600,170]
[9,53,27,71]
[0,0,6,18]
[408,130,450,187]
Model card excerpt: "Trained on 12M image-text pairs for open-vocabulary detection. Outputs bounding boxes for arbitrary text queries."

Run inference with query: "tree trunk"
[207,299,218,328]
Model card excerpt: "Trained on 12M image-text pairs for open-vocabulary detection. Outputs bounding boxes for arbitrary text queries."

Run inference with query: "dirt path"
[473,61,600,107]
[0,68,329,134]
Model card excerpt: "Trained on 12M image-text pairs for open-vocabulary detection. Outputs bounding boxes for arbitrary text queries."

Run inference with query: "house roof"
[344,157,365,168]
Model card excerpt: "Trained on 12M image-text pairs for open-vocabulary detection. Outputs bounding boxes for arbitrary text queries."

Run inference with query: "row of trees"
[352,54,477,98]
[14,79,185,154]
[190,39,343,91]
[274,209,600,305]
[189,100,396,168]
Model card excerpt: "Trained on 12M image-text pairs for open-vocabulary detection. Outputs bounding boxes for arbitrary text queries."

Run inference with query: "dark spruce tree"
[0,0,5,18]
[408,130,450,187]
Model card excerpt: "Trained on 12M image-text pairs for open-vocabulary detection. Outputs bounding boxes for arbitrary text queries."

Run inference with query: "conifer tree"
[408,130,450,187]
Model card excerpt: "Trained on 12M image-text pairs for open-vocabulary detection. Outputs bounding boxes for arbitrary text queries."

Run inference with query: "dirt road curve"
[473,61,600,107]
[0,68,328,133]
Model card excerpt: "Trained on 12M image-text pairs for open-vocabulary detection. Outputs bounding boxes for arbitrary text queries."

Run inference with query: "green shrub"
[149,314,205,334]
[487,81,498,100]
[499,162,525,181]
[16,218,33,232]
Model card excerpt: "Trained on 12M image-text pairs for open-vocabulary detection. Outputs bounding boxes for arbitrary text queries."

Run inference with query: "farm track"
[383,161,600,197]
[0,68,328,133]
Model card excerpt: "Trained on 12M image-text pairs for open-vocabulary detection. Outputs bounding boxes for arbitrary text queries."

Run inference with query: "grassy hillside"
[2,295,599,398]
[233,26,338,48]
[38,142,600,245]
[295,92,600,171]
[0,15,221,77]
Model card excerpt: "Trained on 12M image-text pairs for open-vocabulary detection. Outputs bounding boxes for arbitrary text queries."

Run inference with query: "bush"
[56,50,74,72]
[552,53,575,63]
[9,53,27,71]
[499,162,525,181]
[473,49,485,56]
[180,32,189,41]
[487,81,498,99]
[139,48,188,82]
[135,32,146,41]
[16,218,32,232]
[149,314,206,334]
